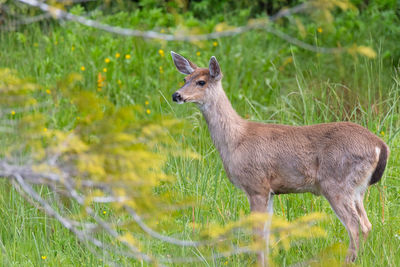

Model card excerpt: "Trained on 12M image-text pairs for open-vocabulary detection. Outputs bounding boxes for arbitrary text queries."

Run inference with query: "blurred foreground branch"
[0,69,328,265]
[9,0,347,54]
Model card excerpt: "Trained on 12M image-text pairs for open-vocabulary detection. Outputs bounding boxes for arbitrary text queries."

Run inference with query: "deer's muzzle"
[172,92,183,103]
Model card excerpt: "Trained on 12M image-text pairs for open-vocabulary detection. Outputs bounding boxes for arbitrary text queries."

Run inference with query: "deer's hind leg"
[323,190,361,262]
[353,161,377,241]
[354,190,372,240]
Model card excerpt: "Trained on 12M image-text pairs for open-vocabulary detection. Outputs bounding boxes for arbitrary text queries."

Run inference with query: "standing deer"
[170,51,389,264]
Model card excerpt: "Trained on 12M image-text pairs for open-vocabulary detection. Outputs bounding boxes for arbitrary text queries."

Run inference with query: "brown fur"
[171,52,390,264]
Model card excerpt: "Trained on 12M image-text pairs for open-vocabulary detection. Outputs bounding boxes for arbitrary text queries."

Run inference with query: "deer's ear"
[171,51,197,75]
[209,56,222,80]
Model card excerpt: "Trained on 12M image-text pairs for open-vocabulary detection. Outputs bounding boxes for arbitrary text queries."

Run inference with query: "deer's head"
[171,51,222,106]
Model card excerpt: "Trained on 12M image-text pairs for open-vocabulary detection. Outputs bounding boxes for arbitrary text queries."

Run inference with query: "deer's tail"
[369,142,389,186]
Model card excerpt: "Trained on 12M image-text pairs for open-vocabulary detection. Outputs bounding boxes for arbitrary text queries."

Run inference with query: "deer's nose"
[172,92,182,102]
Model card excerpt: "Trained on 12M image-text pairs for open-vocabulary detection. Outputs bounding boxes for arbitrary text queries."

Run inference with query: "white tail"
[171,51,389,264]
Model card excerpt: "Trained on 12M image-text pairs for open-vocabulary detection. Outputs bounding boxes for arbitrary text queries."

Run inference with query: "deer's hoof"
[345,250,357,263]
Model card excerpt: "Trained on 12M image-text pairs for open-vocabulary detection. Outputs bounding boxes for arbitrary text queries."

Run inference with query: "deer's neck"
[200,84,245,162]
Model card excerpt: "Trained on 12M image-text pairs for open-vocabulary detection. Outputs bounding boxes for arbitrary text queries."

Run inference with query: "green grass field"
[1,4,400,266]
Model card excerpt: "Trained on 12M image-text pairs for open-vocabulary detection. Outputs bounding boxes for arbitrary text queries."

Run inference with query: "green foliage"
[1,0,400,266]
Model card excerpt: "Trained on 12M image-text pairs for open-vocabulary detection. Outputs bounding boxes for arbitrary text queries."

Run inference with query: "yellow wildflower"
[213,41,218,47]
[381,131,385,136]
[158,49,165,57]
[80,66,85,71]
[125,54,131,59]
[41,256,47,260]
[97,72,105,91]
[145,100,149,105]
[103,68,107,73]
[103,211,107,215]
[279,56,293,71]
[117,80,122,85]
[115,52,120,58]
[317,27,323,33]
[105,58,110,63]
[43,128,48,132]
[146,109,151,114]
[196,51,201,56]
[11,110,15,115]
[46,89,51,94]
[160,29,165,33]
[71,45,75,51]
[159,66,164,73]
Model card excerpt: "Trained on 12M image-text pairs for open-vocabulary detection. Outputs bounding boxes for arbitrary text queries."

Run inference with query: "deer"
[170,51,389,265]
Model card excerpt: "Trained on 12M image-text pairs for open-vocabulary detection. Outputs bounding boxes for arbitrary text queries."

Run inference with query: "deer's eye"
[197,80,206,86]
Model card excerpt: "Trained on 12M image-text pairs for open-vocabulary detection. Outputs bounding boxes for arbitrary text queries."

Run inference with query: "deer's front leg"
[249,192,274,267]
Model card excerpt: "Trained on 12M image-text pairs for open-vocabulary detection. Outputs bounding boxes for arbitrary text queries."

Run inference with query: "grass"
[1,8,400,266]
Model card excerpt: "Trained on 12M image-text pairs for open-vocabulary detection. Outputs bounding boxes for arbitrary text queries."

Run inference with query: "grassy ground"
[1,9,400,266]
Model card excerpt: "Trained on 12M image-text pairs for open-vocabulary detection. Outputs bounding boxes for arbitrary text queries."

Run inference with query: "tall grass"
[0,14,399,266]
